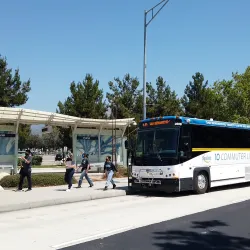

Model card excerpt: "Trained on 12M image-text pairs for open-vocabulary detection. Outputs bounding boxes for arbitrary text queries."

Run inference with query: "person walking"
[16,149,33,192]
[103,156,118,191]
[64,153,76,191]
[77,153,94,188]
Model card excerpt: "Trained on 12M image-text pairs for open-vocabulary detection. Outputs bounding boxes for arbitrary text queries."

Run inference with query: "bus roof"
[140,116,250,130]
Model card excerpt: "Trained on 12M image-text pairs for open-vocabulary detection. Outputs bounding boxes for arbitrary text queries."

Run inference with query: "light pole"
[111,103,117,165]
[143,0,170,120]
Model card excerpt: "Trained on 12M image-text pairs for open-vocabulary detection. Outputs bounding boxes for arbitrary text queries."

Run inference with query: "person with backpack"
[103,155,118,191]
[77,153,94,188]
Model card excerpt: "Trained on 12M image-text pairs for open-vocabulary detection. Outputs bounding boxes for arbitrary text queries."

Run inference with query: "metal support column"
[98,125,102,162]
[73,122,78,166]
[14,109,23,174]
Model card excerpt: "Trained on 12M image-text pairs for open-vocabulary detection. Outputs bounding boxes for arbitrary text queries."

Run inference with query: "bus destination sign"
[140,118,182,129]
[142,120,171,127]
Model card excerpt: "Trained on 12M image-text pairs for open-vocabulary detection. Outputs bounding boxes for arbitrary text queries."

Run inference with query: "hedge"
[18,155,43,166]
[0,173,77,188]
[114,166,128,178]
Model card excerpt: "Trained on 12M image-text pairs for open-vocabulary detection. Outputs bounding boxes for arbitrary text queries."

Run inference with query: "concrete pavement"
[41,154,58,165]
[1,183,250,250]
[0,178,128,213]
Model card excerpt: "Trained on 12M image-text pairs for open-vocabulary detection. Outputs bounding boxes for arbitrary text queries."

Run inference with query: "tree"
[26,134,43,149]
[106,74,142,121]
[42,127,63,149]
[146,76,182,118]
[18,124,31,150]
[57,74,107,148]
[211,66,250,123]
[181,72,213,119]
[0,55,32,149]
[0,55,31,107]
[57,74,107,118]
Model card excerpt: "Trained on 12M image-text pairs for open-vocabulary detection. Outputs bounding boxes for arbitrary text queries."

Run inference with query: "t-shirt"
[103,161,117,173]
[22,155,32,171]
[65,160,75,169]
[81,158,89,170]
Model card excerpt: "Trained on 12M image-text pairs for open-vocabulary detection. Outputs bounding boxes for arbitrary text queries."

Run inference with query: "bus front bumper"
[129,177,180,193]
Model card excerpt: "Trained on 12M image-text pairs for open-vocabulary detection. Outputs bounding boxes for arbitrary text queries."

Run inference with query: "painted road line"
[52,226,134,249]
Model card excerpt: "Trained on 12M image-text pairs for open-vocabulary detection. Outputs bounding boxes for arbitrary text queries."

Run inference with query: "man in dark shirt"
[77,153,94,188]
[16,149,32,192]
[103,156,118,190]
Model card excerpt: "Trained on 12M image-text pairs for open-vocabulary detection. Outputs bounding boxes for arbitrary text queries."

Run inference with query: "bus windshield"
[136,128,179,158]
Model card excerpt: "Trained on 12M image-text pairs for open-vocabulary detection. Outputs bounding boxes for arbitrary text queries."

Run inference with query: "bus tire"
[194,171,208,194]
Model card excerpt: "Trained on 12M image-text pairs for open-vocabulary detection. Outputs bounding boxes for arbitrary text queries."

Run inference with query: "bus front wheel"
[194,172,208,194]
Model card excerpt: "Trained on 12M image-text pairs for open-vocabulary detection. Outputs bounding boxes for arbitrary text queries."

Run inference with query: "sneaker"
[89,184,94,188]
[103,186,108,191]
[76,186,81,188]
[66,189,71,192]
[113,184,116,189]
[15,189,23,192]
[25,189,32,192]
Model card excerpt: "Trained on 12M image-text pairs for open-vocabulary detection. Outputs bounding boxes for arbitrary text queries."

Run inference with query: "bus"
[125,116,250,194]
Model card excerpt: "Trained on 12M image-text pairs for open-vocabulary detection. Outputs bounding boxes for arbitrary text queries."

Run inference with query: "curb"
[0,189,127,213]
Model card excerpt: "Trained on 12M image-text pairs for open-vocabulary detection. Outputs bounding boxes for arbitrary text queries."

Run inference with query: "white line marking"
[52,226,134,249]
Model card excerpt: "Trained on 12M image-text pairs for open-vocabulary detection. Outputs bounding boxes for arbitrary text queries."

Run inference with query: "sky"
[1,0,250,115]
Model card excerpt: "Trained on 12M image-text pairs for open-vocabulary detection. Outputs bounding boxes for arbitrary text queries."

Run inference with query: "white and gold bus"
[126,116,250,194]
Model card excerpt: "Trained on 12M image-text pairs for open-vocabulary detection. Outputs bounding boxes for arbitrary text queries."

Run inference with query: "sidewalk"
[0,178,128,213]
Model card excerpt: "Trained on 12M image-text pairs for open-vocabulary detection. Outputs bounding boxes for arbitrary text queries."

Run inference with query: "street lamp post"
[111,103,117,165]
[143,0,170,120]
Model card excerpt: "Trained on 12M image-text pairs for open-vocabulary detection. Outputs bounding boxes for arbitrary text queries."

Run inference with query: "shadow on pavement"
[94,186,127,191]
[153,220,250,250]
[55,188,67,191]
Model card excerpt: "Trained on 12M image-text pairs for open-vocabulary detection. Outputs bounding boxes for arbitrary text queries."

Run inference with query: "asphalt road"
[63,199,250,250]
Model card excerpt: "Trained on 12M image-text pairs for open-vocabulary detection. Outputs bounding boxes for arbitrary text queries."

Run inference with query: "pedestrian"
[64,153,76,191]
[103,156,118,191]
[77,153,94,188]
[16,149,32,192]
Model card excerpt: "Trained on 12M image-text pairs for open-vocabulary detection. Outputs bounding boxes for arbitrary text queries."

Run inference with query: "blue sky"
[1,0,250,114]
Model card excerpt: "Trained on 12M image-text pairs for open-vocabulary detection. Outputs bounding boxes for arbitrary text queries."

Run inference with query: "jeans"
[78,169,93,187]
[18,169,32,190]
[105,170,115,187]
[64,168,75,189]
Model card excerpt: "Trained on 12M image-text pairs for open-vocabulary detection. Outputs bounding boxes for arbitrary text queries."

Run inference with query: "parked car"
[55,153,63,161]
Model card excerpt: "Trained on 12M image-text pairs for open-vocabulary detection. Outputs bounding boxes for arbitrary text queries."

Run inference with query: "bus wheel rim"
[198,175,206,189]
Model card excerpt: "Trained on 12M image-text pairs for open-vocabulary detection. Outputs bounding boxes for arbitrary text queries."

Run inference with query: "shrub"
[17,155,43,166]
[17,158,22,166]
[0,173,77,188]
[32,155,43,166]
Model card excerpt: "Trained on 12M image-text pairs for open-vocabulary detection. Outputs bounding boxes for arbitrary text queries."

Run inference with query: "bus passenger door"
[179,136,193,179]
[179,136,191,163]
